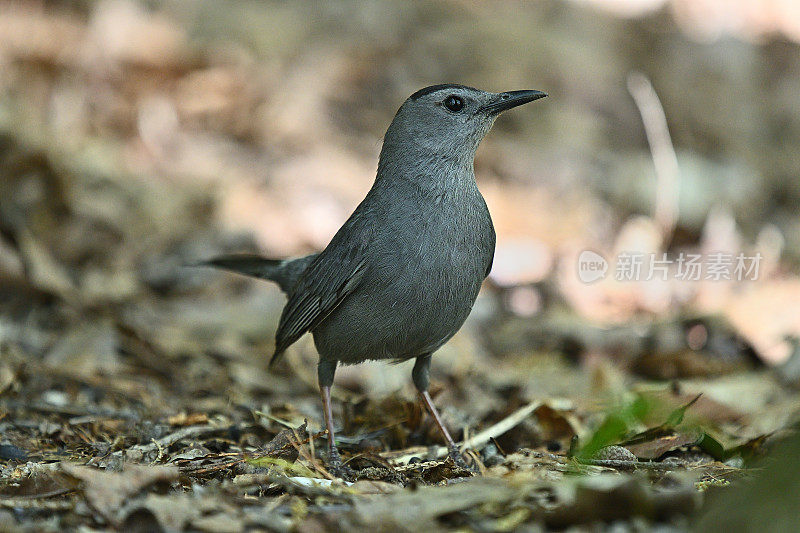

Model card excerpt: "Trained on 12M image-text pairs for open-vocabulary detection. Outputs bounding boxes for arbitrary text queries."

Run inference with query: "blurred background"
[2,0,800,527]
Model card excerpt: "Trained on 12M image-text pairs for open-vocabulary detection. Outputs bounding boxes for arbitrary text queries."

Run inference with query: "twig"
[0,498,75,510]
[0,487,75,500]
[388,400,548,464]
[150,438,165,465]
[286,427,334,481]
[583,459,686,472]
[251,474,354,497]
[188,459,246,475]
[113,425,222,460]
[186,430,325,476]
[627,71,680,244]
[254,411,295,429]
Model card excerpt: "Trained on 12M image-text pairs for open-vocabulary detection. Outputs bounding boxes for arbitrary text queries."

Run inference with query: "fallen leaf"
[61,463,179,523]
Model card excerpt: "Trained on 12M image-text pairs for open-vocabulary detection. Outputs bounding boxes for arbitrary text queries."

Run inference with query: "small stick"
[113,425,221,460]
[389,400,546,464]
[583,459,685,472]
[628,71,680,244]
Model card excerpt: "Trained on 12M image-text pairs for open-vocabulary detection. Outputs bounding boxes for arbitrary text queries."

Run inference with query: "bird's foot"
[326,447,356,482]
[448,445,476,472]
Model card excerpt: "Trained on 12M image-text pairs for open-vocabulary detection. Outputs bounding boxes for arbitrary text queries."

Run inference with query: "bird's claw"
[448,445,476,472]
[327,448,356,481]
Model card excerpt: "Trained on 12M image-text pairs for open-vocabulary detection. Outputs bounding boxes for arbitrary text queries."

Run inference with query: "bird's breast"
[312,186,495,363]
[371,192,494,320]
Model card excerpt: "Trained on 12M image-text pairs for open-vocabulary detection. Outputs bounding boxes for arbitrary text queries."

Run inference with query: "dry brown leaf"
[61,463,179,522]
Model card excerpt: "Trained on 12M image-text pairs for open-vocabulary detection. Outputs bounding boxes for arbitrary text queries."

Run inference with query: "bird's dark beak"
[479,89,547,115]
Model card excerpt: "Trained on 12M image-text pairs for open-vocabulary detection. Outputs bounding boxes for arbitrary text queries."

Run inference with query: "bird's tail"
[198,254,283,279]
[194,253,317,295]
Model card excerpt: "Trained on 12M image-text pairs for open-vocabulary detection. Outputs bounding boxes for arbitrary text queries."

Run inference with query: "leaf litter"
[1,2,800,532]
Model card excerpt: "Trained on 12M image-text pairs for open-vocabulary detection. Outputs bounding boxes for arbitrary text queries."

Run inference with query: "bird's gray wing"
[269,216,372,367]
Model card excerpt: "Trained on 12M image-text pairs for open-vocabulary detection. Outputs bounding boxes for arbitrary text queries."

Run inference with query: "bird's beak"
[479,89,547,115]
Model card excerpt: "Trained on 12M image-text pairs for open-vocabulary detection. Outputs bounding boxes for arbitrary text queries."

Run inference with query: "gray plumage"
[202,253,316,294]
[199,85,546,472]
[202,85,546,372]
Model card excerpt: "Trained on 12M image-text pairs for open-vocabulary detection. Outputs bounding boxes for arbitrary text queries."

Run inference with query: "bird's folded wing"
[269,246,368,366]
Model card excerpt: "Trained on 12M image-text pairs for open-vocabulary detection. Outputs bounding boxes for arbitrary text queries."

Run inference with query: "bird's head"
[382,84,547,163]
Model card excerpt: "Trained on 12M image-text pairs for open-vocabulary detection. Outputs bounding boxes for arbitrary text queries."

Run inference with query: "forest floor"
[2,2,800,531]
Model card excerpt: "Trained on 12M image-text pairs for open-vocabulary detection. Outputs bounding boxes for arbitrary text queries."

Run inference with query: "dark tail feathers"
[196,253,317,294]
[198,254,283,279]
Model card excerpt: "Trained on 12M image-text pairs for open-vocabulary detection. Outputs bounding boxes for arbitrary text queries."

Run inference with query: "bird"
[201,84,547,476]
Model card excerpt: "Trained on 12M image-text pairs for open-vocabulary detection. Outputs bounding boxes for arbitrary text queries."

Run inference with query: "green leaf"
[665,393,702,427]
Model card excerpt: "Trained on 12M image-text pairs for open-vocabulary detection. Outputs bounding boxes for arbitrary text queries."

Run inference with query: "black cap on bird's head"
[383,84,547,159]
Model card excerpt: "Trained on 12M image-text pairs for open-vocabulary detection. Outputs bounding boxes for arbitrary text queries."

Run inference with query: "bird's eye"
[443,95,464,112]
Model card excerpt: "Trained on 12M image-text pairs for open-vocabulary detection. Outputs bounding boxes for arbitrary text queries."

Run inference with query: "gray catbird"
[202,84,546,475]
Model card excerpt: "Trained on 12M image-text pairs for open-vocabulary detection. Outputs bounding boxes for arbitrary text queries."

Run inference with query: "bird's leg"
[412,354,471,469]
[319,385,341,464]
[318,360,353,480]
